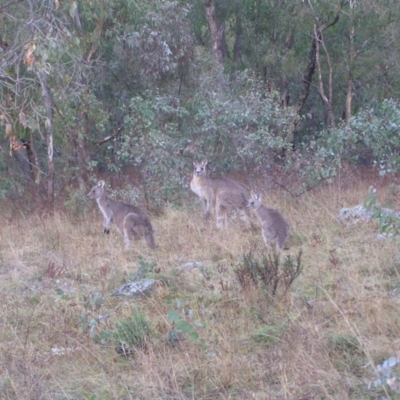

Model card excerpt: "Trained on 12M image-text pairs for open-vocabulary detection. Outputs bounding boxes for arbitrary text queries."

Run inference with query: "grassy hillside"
[1,179,400,399]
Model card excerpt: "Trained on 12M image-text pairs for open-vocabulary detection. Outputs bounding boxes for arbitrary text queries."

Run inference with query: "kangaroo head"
[247,192,262,209]
[193,160,208,177]
[87,180,106,199]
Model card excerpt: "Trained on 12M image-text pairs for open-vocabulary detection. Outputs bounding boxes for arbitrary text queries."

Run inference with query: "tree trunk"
[280,33,293,108]
[345,26,355,123]
[295,37,317,114]
[72,111,90,188]
[314,25,336,128]
[295,1,345,116]
[233,10,242,71]
[204,0,226,68]
[24,133,46,205]
[25,131,40,184]
[40,69,55,212]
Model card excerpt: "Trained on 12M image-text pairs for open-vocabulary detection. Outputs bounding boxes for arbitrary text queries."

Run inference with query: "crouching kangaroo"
[190,160,252,229]
[247,192,290,249]
[87,180,156,249]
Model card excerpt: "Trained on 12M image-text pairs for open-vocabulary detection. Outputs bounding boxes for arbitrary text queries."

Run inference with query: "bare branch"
[91,126,124,148]
[295,1,345,115]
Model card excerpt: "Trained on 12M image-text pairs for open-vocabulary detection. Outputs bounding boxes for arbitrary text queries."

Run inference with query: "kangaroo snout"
[86,185,98,199]
[194,168,204,176]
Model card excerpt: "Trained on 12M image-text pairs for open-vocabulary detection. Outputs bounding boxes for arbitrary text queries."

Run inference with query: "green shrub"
[364,189,400,238]
[113,310,152,355]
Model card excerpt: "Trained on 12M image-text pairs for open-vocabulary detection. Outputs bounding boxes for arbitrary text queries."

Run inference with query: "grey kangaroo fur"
[190,159,252,229]
[87,180,156,249]
[247,192,290,249]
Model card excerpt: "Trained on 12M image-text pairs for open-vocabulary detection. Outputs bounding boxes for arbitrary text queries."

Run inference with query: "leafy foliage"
[103,70,298,205]
[118,2,195,83]
[297,99,400,188]
[79,292,111,345]
[2,0,400,209]
[368,355,400,393]
[167,299,207,349]
[364,189,400,238]
[187,70,298,171]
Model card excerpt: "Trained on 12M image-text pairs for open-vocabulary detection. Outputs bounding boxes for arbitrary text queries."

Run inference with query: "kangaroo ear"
[193,161,197,167]
[250,190,256,198]
[256,193,261,200]
[201,159,208,166]
[98,180,105,188]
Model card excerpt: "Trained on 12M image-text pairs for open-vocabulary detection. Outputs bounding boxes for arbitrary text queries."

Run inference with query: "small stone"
[111,279,155,297]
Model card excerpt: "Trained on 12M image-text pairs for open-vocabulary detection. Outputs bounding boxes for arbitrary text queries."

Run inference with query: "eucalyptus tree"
[86,1,198,206]
[338,0,400,118]
[203,0,227,68]
[0,0,110,211]
[192,0,400,130]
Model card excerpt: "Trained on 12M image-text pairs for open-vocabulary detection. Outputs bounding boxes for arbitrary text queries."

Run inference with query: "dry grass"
[1,179,400,399]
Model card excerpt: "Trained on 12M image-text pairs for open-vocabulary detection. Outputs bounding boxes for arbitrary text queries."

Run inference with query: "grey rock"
[338,204,400,225]
[111,278,155,297]
[337,205,374,224]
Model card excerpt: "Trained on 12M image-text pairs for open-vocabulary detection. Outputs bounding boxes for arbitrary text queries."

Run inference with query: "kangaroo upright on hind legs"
[190,160,252,229]
[87,180,156,249]
[247,192,290,250]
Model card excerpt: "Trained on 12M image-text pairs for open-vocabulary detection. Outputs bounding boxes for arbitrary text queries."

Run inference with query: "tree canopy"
[1,0,400,211]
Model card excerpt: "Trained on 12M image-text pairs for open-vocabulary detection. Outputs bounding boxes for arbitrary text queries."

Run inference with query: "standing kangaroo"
[190,159,252,229]
[247,192,290,249]
[87,180,156,249]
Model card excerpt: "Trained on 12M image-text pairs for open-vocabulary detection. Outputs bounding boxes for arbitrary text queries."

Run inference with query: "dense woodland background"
[1,0,400,212]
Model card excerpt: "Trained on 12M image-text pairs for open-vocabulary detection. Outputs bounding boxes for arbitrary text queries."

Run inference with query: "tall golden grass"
[1,178,400,399]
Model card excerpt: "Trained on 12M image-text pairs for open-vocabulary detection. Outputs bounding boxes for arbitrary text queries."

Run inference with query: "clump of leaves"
[113,310,152,356]
[84,291,105,311]
[234,249,303,297]
[301,98,400,188]
[364,188,400,237]
[167,299,206,350]
[368,355,400,393]
[79,292,110,344]
[79,314,112,345]
[127,256,158,281]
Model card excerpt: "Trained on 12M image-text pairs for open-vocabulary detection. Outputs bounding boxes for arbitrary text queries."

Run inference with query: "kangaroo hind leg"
[216,201,228,229]
[122,213,142,249]
[144,226,156,249]
[261,225,280,250]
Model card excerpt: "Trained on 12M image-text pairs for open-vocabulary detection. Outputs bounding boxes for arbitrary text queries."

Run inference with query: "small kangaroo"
[87,180,156,249]
[247,192,290,249]
[190,159,252,229]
